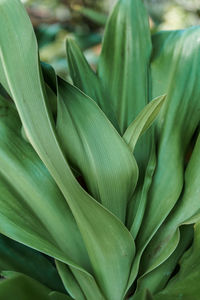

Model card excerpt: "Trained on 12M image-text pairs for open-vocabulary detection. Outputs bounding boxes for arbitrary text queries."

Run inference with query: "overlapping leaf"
[127,26,200,290]
[154,223,200,300]
[56,78,138,222]
[0,234,64,292]
[138,131,200,279]
[0,1,136,299]
[0,96,92,273]
[135,226,193,296]
[0,271,51,300]
[0,271,71,300]
[66,38,119,131]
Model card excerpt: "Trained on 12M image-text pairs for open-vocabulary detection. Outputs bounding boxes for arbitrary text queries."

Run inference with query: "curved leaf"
[123,94,166,152]
[154,223,200,300]
[0,234,65,293]
[66,38,119,132]
[57,78,138,222]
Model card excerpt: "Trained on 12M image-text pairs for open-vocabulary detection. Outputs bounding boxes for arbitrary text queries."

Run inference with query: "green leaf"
[123,94,166,152]
[130,289,154,300]
[66,38,120,132]
[56,78,138,222]
[68,266,105,300]
[0,234,65,293]
[136,225,193,295]
[124,94,166,235]
[127,135,156,238]
[135,131,200,279]
[41,62,57,95]
[0,1,136,299]
[55,260,85,300]
[98,0,152,133]
[0,271,50,300]
[127,26,200,291]
[154,223,200,300]
[49,291,73,300]
[0,97,92,273]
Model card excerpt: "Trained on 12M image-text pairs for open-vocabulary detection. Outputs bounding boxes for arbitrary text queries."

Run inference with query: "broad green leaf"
[98,0,154,236]
[0,234,65,293]
[98,0,152,133]
[127,26,200,291]
[0,271,50,300]
[0,1,136,299]
[56,260,85,300]
[66,38,120,132]
[0,97,92,273]
[154,223,200,300]
[123,95,166,152]
[56,78,138,222]
[137,131,200,278]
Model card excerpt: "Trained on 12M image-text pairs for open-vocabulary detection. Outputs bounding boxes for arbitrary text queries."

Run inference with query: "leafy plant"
[0,0,200,299]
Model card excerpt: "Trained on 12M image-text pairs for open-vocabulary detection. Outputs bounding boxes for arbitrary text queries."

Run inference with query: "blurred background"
[21,0,200,79]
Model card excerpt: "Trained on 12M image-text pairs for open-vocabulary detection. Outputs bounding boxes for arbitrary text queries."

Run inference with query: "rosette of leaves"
[0,0,200,299]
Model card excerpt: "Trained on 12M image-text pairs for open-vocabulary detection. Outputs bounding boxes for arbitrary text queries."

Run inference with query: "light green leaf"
[98,0,152,133]
[57,78,138,222]
[56,260,85,300]
[0,1,136,299]
[123,94,166,152]
[69,266,105,300]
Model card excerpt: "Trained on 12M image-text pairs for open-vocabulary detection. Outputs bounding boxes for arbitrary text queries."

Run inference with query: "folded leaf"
[98,0,152,133]
[56,260,88,300]
[124,94,166,234]
[57,78,138,222]
[123,95,166,152]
